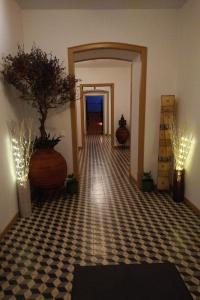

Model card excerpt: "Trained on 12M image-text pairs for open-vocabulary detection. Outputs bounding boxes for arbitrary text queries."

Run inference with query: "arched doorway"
[68,42,147,187]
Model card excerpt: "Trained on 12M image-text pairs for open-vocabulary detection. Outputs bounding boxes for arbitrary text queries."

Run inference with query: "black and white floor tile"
[0,136,200,299]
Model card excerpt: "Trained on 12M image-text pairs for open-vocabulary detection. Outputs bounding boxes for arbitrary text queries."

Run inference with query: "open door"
[86,95,103,135]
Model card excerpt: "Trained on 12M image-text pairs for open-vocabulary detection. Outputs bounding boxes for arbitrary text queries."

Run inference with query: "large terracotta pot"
[29,148,67,189]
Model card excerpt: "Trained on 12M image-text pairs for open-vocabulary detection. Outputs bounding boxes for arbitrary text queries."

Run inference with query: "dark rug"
[71,263,193,300]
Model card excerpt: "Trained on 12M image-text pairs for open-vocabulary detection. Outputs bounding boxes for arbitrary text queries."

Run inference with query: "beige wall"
[22,8,179,178]
[76,62,131,146]
[0,0,24,233]
[177,0,200,209]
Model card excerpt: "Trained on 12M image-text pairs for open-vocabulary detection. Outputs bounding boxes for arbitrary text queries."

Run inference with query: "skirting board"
[0,213,18,240]
[184,197,200,217]
[114,145,130,149]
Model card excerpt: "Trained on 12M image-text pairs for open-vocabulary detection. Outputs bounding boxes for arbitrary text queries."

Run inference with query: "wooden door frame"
[82,91,109,145]
[80,83,113,148]
[68,42,147,186]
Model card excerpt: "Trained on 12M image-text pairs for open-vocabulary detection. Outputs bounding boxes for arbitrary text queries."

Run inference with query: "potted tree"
[1,45,77,189]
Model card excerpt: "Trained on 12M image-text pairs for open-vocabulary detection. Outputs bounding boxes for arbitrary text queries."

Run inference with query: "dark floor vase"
[116,115,129,144]
[173,169,185,202]
[29,148,67,189]
[116,126,129,144]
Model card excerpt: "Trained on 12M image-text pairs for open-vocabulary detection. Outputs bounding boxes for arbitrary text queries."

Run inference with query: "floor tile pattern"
[0,135,200,299]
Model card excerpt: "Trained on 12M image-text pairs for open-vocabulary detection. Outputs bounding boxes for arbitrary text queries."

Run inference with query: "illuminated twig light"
[10,120,34,187]
[170,125,193,171]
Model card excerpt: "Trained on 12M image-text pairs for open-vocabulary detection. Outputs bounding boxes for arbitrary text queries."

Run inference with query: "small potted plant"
[66,174,79,195]
[142,171,154,192]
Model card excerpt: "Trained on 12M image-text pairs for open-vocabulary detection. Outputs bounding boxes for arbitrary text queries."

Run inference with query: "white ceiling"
[76,59,132,68]
[16,0,187,9]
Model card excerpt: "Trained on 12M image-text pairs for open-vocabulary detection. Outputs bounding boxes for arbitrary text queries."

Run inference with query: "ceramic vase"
[173,169,185,202]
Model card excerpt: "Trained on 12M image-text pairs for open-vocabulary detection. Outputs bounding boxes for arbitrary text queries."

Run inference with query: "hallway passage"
[0,136,200,299]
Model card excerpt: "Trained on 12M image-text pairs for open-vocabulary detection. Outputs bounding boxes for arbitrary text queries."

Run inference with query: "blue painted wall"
[86,96,103,113]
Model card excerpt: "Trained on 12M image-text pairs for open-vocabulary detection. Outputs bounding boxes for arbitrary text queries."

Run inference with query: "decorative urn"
[116,115,129,144]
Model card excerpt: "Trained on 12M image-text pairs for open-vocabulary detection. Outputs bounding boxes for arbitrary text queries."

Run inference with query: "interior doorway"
[68,42,147,187]
[86,95,104,135]
[79,83,113,148]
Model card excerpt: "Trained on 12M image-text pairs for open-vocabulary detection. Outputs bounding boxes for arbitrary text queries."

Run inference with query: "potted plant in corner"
[66,173,79,195]
[1,45,77,190]
[142,171,154,192]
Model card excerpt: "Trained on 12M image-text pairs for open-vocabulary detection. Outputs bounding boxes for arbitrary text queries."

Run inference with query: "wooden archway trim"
[68,42,147,187]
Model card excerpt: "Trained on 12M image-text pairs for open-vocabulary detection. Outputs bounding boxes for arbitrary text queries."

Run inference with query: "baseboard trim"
[184,197,200,216]
[0,213,19,240]
[114,145,130,149]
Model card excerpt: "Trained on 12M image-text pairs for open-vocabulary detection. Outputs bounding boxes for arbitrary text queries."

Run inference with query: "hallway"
[0,136,200,299]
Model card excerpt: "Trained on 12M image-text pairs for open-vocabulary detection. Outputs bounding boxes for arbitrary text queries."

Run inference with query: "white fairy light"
[170,125,193,171]
[175,136,192,170]
[10,120,34,187]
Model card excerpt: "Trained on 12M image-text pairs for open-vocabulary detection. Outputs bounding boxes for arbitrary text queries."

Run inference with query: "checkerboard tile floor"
[0,135,200,299]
